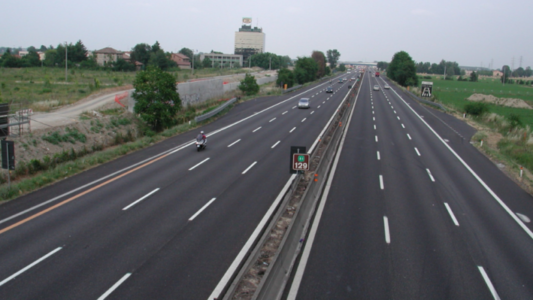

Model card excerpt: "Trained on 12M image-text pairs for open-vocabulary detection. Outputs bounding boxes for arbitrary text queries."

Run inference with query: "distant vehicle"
[375,72,380,77]
[384,84,390,89]
[326,86,333,93]
[298,98,310,109]
[373,85,380,91]
[343,78,347,82]
[339,78,343,83]
[351,77,355,81]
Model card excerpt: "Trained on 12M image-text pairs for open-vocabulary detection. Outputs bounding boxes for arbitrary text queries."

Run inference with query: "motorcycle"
[195,137,207,152]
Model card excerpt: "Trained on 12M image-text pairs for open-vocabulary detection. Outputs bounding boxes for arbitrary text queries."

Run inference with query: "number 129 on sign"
[292,154,309,171]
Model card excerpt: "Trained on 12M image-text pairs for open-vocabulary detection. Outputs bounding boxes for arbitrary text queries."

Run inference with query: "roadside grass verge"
[0,79,279,203]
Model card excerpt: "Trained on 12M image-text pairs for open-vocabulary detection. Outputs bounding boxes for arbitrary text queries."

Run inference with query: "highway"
[287,72,533,299]
[0,72,355,299]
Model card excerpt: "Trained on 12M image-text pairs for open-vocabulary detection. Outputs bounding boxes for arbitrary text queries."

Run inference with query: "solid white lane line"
[301,118,306,122]
[122,188,160,210]
[97,273,132,300]
[189,158,210,170]
[414,147,421,156]
[282,111,288,115]
[375,135,378,142]
[310,111,314,115]
[384,216,390,244]
[380,175,384,190]
[242,161,257,174]
[269,118,276,122]
[478,266,501,300]
[253,127,262,132]
[227,139,241,147]
[385,79,533,239]
[290,127,296,133]
[444,203,460,226]
[287,81,360,298]
[271,141,281,148]
[426,168,435,182]
[189,198,217,221]
[0,247,62,287]
[401,123,405,128]
[374,125,377,130]
[377,151,380,160]
[211,174,298,300]
[407,134,412,140]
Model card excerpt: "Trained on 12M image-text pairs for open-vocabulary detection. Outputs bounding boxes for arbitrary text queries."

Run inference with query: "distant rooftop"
[239,25,262,33]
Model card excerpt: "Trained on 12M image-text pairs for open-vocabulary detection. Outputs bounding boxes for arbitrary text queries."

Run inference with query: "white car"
[298,98,310,109]
[373,85,380,91]
[384,84,390,89]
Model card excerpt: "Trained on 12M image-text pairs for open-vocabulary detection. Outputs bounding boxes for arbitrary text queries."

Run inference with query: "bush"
[464,102,489,116]
[507,114,523,130]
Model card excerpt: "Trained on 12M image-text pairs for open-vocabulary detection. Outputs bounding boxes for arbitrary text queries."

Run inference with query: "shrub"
[464,102,489,116]
[507,114,523,130]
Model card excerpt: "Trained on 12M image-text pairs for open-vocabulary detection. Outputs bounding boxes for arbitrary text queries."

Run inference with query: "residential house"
[170,53,191,69]
[493,70,503,77]
[94,47,122,66]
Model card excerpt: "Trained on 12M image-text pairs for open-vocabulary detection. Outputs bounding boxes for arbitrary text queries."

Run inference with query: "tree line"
[276,49,341,89]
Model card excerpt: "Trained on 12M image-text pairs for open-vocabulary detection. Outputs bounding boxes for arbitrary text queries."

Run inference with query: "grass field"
[0,67,250,112]
[418,76,533,127]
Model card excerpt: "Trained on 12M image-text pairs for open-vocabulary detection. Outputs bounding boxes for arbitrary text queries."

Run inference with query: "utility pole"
[269,56,271,70]
[444,66,446,80]
[65,42,68,82]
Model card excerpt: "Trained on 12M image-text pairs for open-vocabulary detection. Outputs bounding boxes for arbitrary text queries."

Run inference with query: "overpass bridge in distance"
[339,61,377,66]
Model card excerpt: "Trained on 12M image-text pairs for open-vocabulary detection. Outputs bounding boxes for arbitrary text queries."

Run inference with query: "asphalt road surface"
[0,72,355,299]
[288,73,533,299]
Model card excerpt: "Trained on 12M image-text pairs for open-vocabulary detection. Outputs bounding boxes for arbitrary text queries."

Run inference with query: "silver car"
[298,98,310,109]
[373,85,380,91]
[384,84,390,89]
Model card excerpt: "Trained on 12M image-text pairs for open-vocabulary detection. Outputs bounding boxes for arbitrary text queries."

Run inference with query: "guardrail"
[282,85,302,94]
[221,76,363,300]
[194,97,237,123]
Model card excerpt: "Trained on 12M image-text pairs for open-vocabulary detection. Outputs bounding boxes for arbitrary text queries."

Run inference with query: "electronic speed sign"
[292,154,309,171]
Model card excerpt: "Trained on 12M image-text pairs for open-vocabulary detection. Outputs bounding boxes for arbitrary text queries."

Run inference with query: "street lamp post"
[65,42,68,82]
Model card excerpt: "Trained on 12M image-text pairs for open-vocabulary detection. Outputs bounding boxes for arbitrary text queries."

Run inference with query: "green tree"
[1,51,21,68]
[131,43,152,67]
[151,41,161,53]
[325,66,331,76]
[338,63,346,72]
[276,68,295,88]
[43,49,59,67]
[501,65,511,83]
[202,56,212,68]
[326,49,341,69]
[377,61,389,70]
[387,51,418,87]
[239,73,260,95]
[250,52,282,69]
[311,51,326,79]
[294,57,318,84]
[132,66,181,131]
[112,58,136,71]
[525,66,532,77]
[470,71,478,82]
[179,48,194,61]
[148,50,174,70]
[21,50,41,67]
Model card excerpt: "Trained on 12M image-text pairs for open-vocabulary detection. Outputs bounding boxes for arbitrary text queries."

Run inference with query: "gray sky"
[3,0,531,68]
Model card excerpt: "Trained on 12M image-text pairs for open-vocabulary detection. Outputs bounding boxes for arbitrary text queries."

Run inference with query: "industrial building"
[234,17,265,63]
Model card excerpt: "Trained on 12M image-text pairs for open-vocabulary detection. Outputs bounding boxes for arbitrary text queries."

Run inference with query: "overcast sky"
[3,0,531,69]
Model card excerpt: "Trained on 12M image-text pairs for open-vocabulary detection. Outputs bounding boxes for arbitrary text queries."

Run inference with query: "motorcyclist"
[197,131,207,145]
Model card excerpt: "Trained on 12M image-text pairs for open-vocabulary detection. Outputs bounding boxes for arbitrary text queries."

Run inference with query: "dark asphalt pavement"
[0,73,356,299]
[290,72,533,300]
